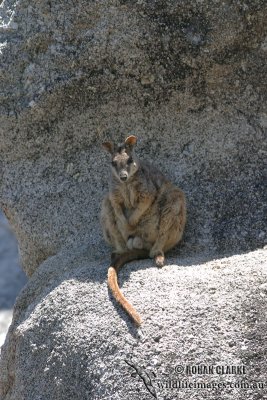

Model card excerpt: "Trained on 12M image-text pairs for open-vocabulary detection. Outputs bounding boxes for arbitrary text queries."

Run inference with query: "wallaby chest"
[118,181,139,210]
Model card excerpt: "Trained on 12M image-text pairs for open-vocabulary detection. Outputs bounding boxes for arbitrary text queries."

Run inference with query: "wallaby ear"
[125,135,137,150]
[102,141,114,154]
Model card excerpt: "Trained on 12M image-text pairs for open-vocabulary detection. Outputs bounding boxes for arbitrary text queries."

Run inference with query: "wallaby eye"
[111,161,117,167]
[127,157,133,165]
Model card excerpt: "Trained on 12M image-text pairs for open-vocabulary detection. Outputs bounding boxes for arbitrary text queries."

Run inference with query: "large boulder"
[0,0,266,398]
[1,248,267,399]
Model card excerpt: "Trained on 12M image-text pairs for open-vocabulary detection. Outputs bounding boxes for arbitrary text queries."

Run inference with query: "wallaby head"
[102,135,139,182]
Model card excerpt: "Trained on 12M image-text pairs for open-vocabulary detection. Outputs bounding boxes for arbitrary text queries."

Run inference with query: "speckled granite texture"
[0,0,266,399]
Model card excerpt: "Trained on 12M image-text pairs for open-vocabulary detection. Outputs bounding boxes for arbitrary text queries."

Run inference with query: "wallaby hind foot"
[154,254,165,268]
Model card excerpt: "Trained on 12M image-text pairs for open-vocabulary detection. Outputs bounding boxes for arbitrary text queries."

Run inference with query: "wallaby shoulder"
[138,160,168,190]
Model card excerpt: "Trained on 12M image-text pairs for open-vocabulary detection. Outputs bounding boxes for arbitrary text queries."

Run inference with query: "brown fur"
[101,136,186,325]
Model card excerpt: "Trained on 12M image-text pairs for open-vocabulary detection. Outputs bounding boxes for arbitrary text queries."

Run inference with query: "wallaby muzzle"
[119,171,128,181]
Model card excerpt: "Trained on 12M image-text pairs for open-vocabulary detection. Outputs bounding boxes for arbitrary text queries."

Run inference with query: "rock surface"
[0,0,266,399]
[1,248,267,399]
[0,0,266,276]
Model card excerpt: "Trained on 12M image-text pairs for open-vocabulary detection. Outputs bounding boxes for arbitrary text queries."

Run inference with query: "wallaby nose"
[119,172,128,181]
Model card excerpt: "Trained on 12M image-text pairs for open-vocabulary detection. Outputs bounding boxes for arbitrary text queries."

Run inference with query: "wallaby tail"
[108,249,149,326]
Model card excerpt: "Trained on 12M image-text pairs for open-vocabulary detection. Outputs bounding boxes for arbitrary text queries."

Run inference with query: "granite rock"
[0,0,266,398]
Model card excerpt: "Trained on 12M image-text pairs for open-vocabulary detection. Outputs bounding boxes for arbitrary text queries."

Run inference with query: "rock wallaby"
[101,135,186,325]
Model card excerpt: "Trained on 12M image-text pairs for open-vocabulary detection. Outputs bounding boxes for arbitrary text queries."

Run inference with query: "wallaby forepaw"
[133,236,143,249]
[127,237,134,250]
